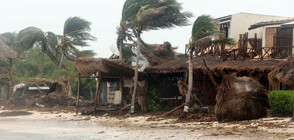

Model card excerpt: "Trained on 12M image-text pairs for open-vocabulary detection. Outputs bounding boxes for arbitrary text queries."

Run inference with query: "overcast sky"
[1,0,293,58]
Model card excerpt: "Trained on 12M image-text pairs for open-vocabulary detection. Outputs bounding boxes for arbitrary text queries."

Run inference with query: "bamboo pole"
[9,58,13,101]
[76,75,81,109]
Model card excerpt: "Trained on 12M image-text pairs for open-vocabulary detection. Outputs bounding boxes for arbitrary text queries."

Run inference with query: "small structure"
[0,39,18,100]
[12,78,72,107]
[75,57,146,112]
[13,78,72,96]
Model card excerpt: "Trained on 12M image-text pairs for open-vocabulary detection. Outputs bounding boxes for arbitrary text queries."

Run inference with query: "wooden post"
[76,75,81,109]
[119,77,124,106]
[9,58,13,101]
[94,76,101,114]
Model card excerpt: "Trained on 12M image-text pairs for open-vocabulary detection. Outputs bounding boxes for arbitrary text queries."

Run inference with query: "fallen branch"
[202,57,219,89]
[119,104,131,111]
[163,104,185,116]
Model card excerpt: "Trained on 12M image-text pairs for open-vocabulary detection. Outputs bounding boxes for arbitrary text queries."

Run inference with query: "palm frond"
[133,0,192,32]
[63,17,96,46]
[81,50,96,57]
[15,27,45,54]
[192,15,217,41]
[212,38,236,46]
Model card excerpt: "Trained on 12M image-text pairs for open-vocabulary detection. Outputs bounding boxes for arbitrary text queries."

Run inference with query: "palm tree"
[183,15,235,116]
[15,27,60,78]
[125,0,192,113]
[56,17,96,79]
[117,0,145,61]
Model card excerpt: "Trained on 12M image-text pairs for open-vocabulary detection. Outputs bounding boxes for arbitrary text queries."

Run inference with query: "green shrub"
[269,90,294,116]
[146,89,162,112]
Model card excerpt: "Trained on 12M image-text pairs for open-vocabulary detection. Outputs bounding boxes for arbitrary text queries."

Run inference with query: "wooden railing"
[226,46,294,60]
[185,45,294,60]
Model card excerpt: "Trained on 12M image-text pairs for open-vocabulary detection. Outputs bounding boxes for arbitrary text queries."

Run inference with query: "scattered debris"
[0,111,32,117]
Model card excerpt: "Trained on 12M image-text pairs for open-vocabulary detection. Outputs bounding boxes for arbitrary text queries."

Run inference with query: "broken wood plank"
[163,104,185,116]
[119,104,131,111]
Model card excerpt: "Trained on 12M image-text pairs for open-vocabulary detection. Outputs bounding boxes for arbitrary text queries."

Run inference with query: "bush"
[269,90,294,116]
[146,89,162,112]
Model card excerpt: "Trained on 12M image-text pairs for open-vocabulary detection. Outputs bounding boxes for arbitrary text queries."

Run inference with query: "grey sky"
[1,0,293,58]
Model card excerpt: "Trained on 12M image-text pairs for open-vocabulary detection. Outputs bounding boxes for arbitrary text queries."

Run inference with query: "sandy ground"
[0,106,294,140]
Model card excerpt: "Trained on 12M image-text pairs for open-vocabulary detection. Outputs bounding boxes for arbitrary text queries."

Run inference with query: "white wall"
[229,13,285,41]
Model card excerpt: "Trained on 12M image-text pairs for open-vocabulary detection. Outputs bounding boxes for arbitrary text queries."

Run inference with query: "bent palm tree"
[126,0,192,113]
[56,17,96,79]
[183,15,235,116]
[15,27,60,78]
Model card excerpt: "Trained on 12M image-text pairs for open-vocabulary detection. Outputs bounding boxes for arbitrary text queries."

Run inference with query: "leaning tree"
[56,17,96,79]
[183,15,235,117]
[121,0,192,113]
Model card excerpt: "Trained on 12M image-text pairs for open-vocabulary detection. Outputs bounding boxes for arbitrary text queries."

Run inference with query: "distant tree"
[121,0,192,113]
[14,27,60,78]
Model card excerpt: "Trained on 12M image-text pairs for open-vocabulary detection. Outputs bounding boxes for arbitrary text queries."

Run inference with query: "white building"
[216,12,285,41]
[249,17,294,49]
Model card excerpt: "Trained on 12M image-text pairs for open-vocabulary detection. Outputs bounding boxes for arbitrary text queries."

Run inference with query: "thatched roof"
[145,56,282,74]
[75,57,145,78]
[0,39,18,60]
[268,58,294,86]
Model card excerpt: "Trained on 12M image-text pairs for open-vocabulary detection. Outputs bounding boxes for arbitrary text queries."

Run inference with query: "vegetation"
[146,89,162,112]
[269,90,294,116]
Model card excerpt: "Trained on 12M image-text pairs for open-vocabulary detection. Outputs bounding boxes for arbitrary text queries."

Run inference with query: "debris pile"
[214,73,270,122]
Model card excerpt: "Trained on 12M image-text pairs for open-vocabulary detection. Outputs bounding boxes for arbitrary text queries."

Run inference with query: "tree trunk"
[130,32,141,114]
[183,49,193,115]
[56,51,64,79]
[39,51,45,78]
[119,37,124,61]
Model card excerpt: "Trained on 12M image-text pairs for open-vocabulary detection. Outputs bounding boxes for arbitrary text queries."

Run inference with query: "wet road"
[0,117,122,140]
